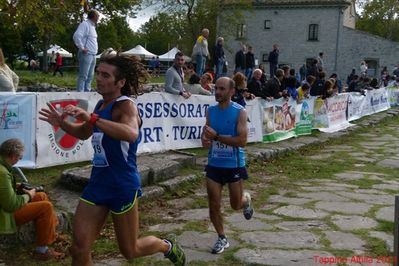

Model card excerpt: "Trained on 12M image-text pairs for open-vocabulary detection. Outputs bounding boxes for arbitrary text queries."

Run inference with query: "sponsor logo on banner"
[0,101,22,130]
[47,99,87,157]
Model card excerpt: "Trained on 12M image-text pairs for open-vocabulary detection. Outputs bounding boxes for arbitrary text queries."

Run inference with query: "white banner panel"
[348,92,366,121]
[135,93,214,152]
[314,94,352,133]
[386,86,399,106]
[245,98,263,143]
[368,88,390,113]
[0,93,36,167]
[35,92,101,168]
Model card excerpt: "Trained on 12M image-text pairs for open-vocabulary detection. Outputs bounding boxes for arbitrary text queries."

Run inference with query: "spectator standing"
[49,51,56,71]
[154,56,161,77]
[268,44,279,77]
[0,48,19,92]
[164,52,191,99]
[393,64,399,77]
[299,63,307,81]
[234,44,246,74]
[297,83,311,102]
[307,58,319,78]
[73,9,99,92]
[316,52,324,71]
[0,139,63,260]
[185,74,212,95]
[346,68,356,86]
[53,53,63,77]
[192,28,210,76]
[213,37,225,80]
[245,46,255,80]
[360,61,368,77]
[149,57,156,76]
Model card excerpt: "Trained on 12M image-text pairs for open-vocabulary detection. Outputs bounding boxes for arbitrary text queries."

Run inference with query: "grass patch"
[375,220,394,233]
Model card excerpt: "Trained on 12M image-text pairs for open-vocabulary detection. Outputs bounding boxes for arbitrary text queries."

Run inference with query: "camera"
[18,182,44,193]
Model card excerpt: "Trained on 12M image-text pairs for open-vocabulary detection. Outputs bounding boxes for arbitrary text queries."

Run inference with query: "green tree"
[139,13,186,54]
[356,0,399,41]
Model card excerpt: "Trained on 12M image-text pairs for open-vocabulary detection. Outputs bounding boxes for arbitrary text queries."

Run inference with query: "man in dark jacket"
[268,44,279,77]
[235,45,246,74]
[247,69,266,99]
[264,68,284,100]
[245,46,255,80]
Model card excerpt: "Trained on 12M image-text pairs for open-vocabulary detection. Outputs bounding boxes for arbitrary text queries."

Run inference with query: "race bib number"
[211,139,234,159]
[91,132,109,167]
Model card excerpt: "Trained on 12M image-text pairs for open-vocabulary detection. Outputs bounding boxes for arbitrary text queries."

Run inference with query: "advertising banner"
[386,86,399,106]
[261,98,297,142]
[36,92,101,168]
[314,94,352,133]
[0,93,36,167]
[348,92,366,121]
[369,88,390,113]
[295,97,315,136]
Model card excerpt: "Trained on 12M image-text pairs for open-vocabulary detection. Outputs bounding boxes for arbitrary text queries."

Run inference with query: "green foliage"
[356,0,399,41]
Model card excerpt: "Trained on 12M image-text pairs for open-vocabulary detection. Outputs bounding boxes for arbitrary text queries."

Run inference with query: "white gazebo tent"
[158,47,191,62]
[122,45,157,59]
[37,44,73,58]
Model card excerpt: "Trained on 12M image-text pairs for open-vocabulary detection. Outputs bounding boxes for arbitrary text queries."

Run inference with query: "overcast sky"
[128,4,159,31]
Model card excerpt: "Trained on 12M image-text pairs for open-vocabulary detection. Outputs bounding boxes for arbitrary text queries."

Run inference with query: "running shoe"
[211,236,230,254]
[164,234,186,266]
[243,191,254,220]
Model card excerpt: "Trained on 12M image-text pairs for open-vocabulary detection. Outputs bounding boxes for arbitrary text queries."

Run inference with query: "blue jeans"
[245,68,253,80]
[195,54,206,76]
[77,51,96,92]
[215,58,225,80]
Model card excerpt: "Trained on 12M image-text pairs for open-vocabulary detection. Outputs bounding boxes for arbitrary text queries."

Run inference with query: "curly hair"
[232,72,247,90]
[99,54,149,97]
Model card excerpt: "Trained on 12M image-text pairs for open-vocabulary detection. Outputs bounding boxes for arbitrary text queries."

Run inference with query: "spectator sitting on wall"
[322,79,334,99]
[184,73,212,95]
[286,76,299,100]
[247,69,267,99]
[231,72,255,107]
[164,51,191,99]
[310,71,326,96]
[329,78,339,97]
[329,73,342,93]
[264,68,284,100]
[346,68,356,85]
[347,74,360,92]
[280,65,290,91]
[369,78,380,89]
[297,82,311,102]
[200,73,214,92]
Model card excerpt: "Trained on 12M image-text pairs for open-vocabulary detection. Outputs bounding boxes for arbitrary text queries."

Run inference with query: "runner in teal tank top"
[201,77,254,254]
[39,54,185,266]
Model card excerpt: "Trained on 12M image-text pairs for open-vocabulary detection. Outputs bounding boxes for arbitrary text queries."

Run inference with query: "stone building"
[218,0,399,82]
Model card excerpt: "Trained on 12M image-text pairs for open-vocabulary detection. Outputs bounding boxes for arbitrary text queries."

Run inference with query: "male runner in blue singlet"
[201,77,254,254]
[39,54,185,266]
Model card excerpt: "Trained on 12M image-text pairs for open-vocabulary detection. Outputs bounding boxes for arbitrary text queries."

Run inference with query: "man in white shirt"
[192,28,209,76]
[73,10,99,92]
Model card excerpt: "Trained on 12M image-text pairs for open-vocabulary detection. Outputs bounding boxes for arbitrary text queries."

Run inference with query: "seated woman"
[184,73,212,95]
[231,72,255,107]
[200,73,214,92]
[322,79,335,99]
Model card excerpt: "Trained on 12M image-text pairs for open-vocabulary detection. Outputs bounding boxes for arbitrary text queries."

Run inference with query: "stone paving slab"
[377,159,399,168]
[324,231,366,251]
[373,183,399,191]
[334,191,395,205]
[275,220,330,231]
[148,223,185,233]
[225,213,273,231]
[334,171,365,180]
[268,195,314,205]
[239,231,321,249]
[234,249,334,266]
[176,208,209,221]
[273,205,329,219]
[331,215,378,230]
[296,192,351,202]
[375,206,394,222]
[315,201,372,215]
